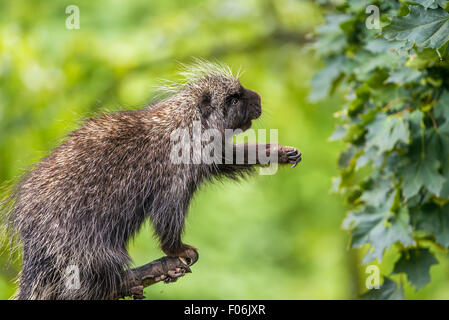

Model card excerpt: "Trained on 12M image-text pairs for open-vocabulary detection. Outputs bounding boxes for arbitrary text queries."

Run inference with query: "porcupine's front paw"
[278,145,302,168]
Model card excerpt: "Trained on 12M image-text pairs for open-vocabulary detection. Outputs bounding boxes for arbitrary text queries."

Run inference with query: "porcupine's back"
[9,108,178,299]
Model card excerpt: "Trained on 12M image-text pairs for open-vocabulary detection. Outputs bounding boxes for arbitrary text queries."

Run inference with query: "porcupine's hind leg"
[18,237,130,300]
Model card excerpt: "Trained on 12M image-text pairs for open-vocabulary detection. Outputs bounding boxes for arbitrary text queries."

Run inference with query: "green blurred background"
[1,0,449,300]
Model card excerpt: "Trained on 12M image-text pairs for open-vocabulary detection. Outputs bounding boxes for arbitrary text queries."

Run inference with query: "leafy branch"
[312,0,449,298]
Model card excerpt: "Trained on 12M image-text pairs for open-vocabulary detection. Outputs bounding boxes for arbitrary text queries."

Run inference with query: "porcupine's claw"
[153,256,194,284]
[163,251,196,283]
[287,149,302,168]
[163,267,188,283]
[178,244,199,266]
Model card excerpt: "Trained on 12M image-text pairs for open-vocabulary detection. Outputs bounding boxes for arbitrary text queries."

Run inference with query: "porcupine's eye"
[231,97,239,105]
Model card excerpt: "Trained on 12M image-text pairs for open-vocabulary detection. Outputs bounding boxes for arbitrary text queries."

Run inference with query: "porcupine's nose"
[246,89,261,120]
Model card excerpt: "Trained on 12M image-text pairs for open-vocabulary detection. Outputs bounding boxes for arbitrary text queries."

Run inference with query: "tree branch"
[114,255,198,300]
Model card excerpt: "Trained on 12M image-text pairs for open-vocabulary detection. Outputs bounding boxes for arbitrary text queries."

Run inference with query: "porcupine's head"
[157,59,262,133]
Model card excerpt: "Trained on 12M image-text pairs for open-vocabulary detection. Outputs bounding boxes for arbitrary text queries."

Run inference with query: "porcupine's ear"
[199,91,213,119]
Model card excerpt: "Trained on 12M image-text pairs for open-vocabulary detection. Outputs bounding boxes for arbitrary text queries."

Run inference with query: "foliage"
[312,0,449,298]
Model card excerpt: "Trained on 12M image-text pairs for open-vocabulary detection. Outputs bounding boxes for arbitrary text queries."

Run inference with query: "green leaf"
[408,110,425,139]
[428,121,449,160]
[365,113,410,154]
[338,146,357,169]
[414,203,449,247]
[352,50,403,76]
[360,175,393,206]
[309,56,344,102]
[314,14,351,56]
[400,158,446,198]
[383,6,449,49]
[399,138,446,199]
[409,0,448,9]
[362,277,405,300]
[344,197,415,262]
[406,48,444,69]
[441,159,449,197]
[385,67,422,85]
[356,147,377,169]
[392,248,439,290]
[434,90,449,120]
[370,85,410,107]
[329,125,347,141]
[365,38,410,54]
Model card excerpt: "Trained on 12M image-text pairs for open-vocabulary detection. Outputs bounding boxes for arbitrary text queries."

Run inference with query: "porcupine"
[1,60,302,299]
